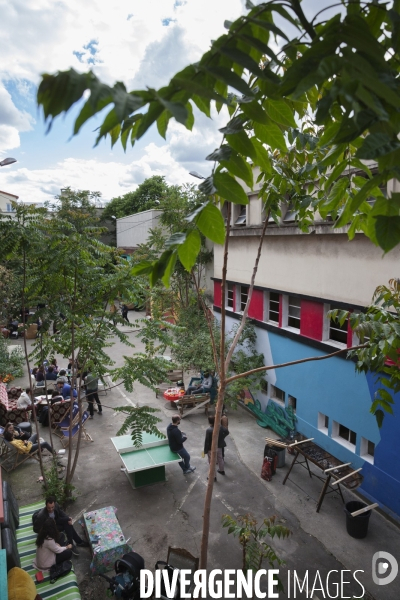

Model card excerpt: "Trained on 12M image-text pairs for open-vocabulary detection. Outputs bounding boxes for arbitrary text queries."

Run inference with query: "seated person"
[1,326,10,338]
[50,358,59,373]
[34,518,73,570]
[4,422,30,441]
[56,369,68,384]
[33,496,88,550]
[39,390,64,426]
[17,387,33,409]
[35,366,46,385]
[4,428,56,456]
[185,371,213,395]
[57,382,77,400]
[31,367,38,385]
[45,366,58,381]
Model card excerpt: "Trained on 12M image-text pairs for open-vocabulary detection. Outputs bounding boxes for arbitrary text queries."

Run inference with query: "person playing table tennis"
[167,415,196,475]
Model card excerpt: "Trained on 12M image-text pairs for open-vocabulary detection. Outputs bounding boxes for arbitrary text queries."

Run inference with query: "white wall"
[0,190,18,213]
[214,232,400,307]
[117,209,162,248]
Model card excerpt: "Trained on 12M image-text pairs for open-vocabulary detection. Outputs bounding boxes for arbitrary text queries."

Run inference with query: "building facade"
[213,177,400,521]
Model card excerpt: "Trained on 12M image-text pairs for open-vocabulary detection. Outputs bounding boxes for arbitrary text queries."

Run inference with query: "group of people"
[167,411,229,481]
[33,496,89,570]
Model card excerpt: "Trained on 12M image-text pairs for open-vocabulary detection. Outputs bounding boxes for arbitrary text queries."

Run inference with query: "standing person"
[85,371,102,418]
[34,518,73,570]
[167,415,196,475]
[220,410,229,458]
[203,415,229,480]
[32,496,88,551]
[121,304,129,323]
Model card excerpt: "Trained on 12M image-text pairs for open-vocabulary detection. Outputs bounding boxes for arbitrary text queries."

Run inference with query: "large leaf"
[253,121,287,152]
[356,134,400,159]
[374,216,400,253]
[220,152,253,187]
[214,172,249,205]
[264,99,297,128]
[226,131,257,162]
[195,203,226,244]
[319,178,348,218]
[241,101,269,125]
[178,229,201,271]
[203,66,254,97]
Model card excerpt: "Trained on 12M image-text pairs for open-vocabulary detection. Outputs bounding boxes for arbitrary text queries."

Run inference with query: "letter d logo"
[372,552,398,586]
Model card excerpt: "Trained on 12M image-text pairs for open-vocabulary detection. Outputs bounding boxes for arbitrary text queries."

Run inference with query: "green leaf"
[247,17,289,41]
[264,99,297,128]
[226,131,257,162]
[325,160,348,188]
[195,203,226,244]
[156,110,171,139]
[253,121,287,152]
[157,98,188,126]
[178,229,201,271]
[218,46,266,79]
[336,173,387,227]
[356,134,400,160]
[241,101,269,125]
[206,145,232,162]
[319,178,348,218]
[161,251,177,288]
[374,216,400,253]
[204,66,254,97]
[131,261,154,276]
[251,138,272,174]
[192,94,211,118]
[165,232,187,248]
[220,152,253,188]
[214,172,249,205]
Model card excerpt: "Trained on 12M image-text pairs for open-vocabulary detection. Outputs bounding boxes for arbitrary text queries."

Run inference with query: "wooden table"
[282,434,363,512]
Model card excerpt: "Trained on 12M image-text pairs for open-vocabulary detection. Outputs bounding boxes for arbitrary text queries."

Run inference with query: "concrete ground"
[5,311,400,599]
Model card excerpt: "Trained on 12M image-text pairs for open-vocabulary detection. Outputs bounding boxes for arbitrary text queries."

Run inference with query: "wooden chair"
[156,547,199,595]
[60,410,93,447]
[0,437,40,473]
[175,393,210,418]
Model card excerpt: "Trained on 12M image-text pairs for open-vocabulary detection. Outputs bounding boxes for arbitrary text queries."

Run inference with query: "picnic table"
[83,506,132,575]
[111,432,181,489]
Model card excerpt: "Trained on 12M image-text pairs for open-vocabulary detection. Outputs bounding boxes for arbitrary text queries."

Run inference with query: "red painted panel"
[213,281,222,308]
[249,289,264,320]
[300,300,324,340]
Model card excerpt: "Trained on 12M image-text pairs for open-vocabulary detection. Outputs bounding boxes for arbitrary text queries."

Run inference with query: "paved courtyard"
[5,313,400,599]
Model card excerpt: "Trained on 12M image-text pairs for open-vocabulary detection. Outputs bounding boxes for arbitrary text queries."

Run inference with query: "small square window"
[328,307,349,345]
[332,420,356,449]
[360,436,375,464]
[235,207,247,226]
[318,412,329,433]
[271,385,285,403]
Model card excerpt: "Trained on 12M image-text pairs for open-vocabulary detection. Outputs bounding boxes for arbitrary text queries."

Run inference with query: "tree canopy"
[102,175,172,220]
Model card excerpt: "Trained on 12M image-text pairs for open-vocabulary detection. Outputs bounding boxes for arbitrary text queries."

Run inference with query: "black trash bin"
[273,446,286,468]
[344,501,371,539]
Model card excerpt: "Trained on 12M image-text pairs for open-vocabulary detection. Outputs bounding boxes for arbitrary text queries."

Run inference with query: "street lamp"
[189,171,205,180]
[0,157,17,167]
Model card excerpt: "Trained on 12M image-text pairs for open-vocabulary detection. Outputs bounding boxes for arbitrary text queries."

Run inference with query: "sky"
[0,0,329,206]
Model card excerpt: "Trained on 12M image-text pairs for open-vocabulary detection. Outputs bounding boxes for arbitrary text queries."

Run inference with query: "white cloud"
[0,85,33,153]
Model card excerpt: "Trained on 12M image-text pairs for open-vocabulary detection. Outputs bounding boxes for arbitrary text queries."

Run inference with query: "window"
[329,314,348,345]
[360,437,375,464]
[288,395,297,412]
[270,385,285,403]
[283,203,298,223]
[332,420,356,449]
[288,296,301,330]
[240,286,249,312]
[227,283,234,309]
[235,207,247,226]
[318,412,329,434]
[6,203,15,212]
[269,292,280,323]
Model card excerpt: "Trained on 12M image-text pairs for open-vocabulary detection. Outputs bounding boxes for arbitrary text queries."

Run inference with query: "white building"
[116,209,163,254]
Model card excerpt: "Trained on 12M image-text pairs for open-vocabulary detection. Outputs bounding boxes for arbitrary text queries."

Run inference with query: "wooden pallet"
[175,394,210,418]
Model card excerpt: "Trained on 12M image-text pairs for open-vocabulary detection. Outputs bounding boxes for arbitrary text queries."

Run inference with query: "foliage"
[171,304,219,372]
[38,0,400,280]
[102,175,171,220]
[225,322,265,407]
[0,335,24,380]
[222,513,291,592]
[330,279,400,427]
[0,265,21,323]
[114,405,165,447]
[42,462,76,508]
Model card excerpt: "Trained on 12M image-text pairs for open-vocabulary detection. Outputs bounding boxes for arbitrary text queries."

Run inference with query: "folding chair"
[52,402,78,436]
[60,410,93,448]
[0,437,40,473]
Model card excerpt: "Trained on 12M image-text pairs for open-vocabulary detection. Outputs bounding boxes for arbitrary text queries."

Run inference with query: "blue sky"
[0,0,326,205]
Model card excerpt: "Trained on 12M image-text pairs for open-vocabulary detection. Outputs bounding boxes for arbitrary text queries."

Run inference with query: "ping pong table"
[111,432,181,489]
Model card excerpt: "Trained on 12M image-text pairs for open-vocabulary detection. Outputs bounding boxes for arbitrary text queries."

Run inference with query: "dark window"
[261,380,268,395]
[330,316,348,344]
[269,292,280,323]
[227,284,234,309]
[235,207,247,226]
[288,296,301,329]
[271,385,285,403]
[367,440,375,457]
[240,286,249,312]
[288,395,297,412]
[339,424,356,445]
[324,415,329,428]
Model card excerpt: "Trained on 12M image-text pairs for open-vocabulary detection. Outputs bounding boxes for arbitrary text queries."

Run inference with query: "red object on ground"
[163,388,185,401]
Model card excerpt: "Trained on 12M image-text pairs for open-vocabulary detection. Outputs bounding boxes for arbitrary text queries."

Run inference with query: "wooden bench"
[175,393,210,418]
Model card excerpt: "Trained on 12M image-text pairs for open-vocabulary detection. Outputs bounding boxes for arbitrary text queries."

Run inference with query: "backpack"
[261,457,273,482]
[50,560,72,584]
